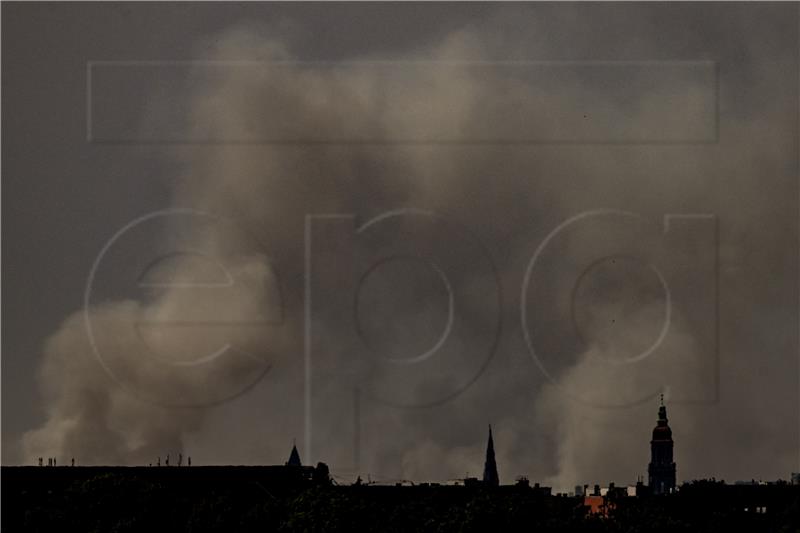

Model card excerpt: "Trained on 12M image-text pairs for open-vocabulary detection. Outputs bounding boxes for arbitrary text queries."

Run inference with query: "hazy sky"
[2,2,798,491]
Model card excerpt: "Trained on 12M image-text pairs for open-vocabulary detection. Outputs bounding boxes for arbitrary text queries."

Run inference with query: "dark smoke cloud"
[22,4,797,491]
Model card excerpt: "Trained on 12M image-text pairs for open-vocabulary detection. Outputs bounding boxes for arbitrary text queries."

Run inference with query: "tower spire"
[482,424,499,487]
[648,398,676,494]
[286,440,302,467]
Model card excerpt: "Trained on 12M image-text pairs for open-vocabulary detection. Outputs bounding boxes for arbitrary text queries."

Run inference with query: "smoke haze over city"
[3,2,798,492]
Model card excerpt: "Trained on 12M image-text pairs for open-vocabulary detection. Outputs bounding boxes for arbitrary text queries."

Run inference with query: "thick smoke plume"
[23,7,798,491]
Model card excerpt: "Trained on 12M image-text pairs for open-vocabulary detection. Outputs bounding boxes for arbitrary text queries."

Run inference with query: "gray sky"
[2,2,798,490]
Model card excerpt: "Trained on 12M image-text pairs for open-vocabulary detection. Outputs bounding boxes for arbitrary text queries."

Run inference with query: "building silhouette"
[648,396,676,494]
[482,425,499,487]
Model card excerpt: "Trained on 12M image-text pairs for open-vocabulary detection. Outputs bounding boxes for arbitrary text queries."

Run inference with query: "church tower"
[648,396,676,494]
[482,425,499,486]
[286,441,302,467]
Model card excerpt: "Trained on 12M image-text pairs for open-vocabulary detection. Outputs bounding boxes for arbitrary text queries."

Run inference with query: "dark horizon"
[8,399,797,491]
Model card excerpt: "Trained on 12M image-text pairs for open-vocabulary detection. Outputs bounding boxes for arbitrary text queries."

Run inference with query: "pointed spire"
[482,424,499,487]
[286,441,302,467]
[658,395,668,423]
